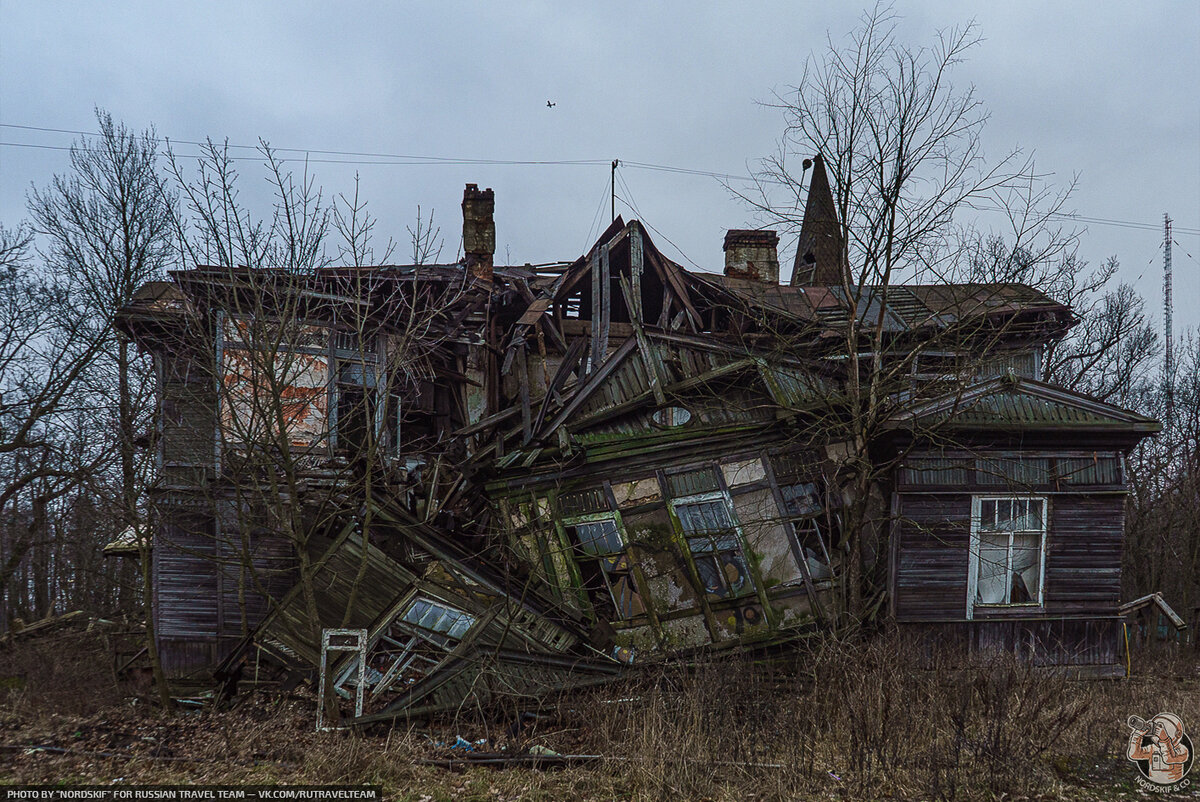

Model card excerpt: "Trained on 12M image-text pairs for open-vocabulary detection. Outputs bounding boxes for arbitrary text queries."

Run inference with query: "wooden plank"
[598,243,611,360]
[618,275,666,406]
[531,337,588,436]
[518,348,532,443]
[538,337,638,438]
[589,247,602,372]
[646,246,702,331]
[516,297,552,326]
[629,222,644,321]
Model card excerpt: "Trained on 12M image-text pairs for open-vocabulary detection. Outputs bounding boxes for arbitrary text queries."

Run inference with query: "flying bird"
[546,101,556,108]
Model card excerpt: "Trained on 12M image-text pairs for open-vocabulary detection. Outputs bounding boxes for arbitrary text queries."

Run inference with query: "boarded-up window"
[665,467,721,498]
[900,457,969,486]
[1055,455,1121,485]
[975,457,1051,487]
[558,487,609,517]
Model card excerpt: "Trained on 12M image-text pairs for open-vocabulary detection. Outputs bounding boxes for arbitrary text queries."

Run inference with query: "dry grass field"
[0,627,1196,800]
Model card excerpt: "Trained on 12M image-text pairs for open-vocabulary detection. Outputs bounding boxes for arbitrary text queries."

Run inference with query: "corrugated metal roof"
[694,278,1071,338]
[899,376,1160,431]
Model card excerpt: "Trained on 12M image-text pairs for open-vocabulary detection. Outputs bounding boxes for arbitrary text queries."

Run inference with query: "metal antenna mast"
[1164,212,1173,411]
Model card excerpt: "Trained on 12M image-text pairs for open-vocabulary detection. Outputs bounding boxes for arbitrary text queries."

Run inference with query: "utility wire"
[2,122,1197,236]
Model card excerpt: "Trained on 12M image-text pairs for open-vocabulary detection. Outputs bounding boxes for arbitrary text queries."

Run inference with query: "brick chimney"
[461,184,495,282]
[723,230,780,284]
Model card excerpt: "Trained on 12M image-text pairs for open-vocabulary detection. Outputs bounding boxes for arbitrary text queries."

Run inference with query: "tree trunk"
[120,339,173,710]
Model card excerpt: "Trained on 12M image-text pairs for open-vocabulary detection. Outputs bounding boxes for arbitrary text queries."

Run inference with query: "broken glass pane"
[977,532,1009,604]
[780,482,822,517]
[1011,533,1041,602]
[573,519,623,555]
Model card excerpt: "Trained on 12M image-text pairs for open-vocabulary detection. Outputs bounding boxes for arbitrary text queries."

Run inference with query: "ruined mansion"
[116,158,1158,722]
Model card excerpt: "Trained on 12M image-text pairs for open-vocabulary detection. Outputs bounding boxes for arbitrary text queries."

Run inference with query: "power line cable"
[2,122,1197,236]
[615,171,703,271]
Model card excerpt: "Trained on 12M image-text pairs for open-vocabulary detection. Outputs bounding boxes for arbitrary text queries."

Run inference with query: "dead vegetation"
[0,631,1195,800]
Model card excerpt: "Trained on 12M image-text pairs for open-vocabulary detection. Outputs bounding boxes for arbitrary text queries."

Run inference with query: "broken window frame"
[331,329,384,457]
[967,495,1047,618]
[332,594,476,704]
[778,481,837,584]
[670,491,755,600]
[559,511,645,621]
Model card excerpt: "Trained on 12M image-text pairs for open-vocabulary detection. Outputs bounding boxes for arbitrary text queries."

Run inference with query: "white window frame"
[967,495,1048,619]
[670,490,755,599]
[333,595,474,701]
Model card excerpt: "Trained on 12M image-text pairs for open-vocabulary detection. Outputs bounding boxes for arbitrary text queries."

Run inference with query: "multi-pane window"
[333,330,380,457]
[564,517,643,619]
[673,495,753,598]
[780,482,835,582]
[336,358,377,455]
[335,597,475,708]
[970,497,1046,613]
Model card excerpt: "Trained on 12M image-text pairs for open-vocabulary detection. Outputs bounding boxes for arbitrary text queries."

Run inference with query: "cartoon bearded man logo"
[1127,712,1192,785]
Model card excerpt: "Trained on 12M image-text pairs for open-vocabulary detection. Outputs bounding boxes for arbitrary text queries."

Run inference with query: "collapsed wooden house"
[117,163,1159,720]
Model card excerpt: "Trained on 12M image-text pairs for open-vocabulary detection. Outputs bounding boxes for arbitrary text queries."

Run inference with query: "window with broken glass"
[334,596,474,705]
[332,331,380,456]
[779,481,836,582]
[672,494,754,599]
[968,497,1046,615]
[562,515,644,620]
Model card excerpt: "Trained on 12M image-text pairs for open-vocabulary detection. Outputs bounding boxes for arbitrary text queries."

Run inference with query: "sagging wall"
[497,448,840,656]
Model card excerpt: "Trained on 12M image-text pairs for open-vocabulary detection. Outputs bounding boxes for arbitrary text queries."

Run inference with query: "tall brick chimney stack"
[723,230,780,284]
[461,183,495,282]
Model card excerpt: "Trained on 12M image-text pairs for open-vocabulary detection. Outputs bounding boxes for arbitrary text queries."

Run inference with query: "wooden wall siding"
[894,494,971,621]
[216,532,294,638]
[160,352,216,470]
[158,638,217,677]
[1044,495,1124,613]
[895,492,1126,622]
[154,514,219,639]
[902,618,1122,669]
[154,513,220,678]
[154,511,297,677]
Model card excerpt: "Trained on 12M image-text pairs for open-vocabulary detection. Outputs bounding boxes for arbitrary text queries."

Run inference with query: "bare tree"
[29,108,178,708]
[732,4,1084,624]
[153,141,477,720]
[0,223,112,625]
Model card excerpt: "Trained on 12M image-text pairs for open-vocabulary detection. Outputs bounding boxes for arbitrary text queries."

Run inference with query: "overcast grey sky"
[1,2,1197,330]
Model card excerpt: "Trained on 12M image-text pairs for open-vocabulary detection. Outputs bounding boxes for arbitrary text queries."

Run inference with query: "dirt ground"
[0,627,1197,801]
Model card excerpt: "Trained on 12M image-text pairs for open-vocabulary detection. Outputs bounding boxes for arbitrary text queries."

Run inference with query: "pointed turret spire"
[790,154,849,286]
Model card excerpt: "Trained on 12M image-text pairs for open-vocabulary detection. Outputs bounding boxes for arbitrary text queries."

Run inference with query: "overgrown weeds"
[0,631,1196,800]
